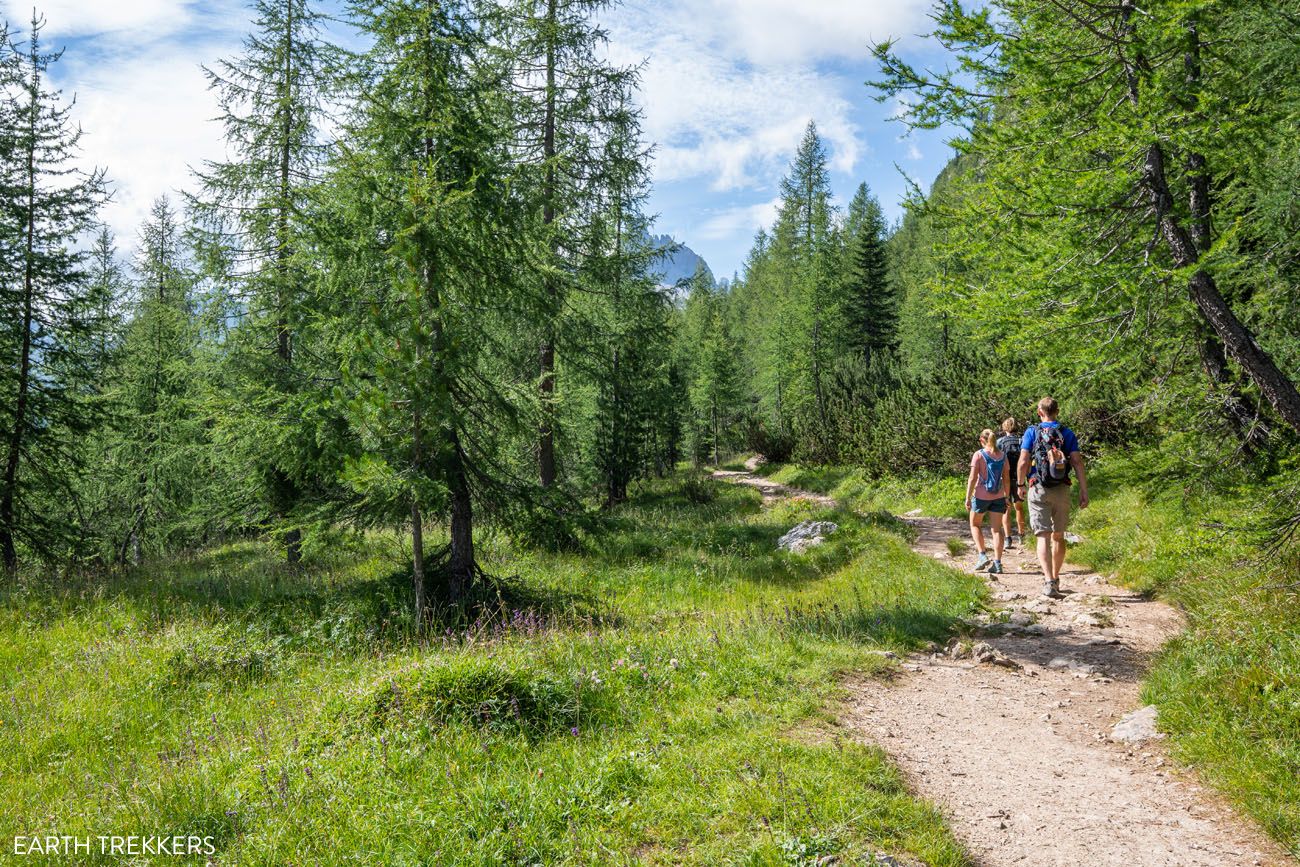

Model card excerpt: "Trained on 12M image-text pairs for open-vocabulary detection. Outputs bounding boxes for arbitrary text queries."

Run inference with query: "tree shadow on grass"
[779,599,966,648]
[4,544,609,652]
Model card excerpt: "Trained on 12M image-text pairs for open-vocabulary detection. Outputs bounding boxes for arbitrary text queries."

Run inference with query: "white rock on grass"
[1110,705,1165,744]
[777,520,838,553]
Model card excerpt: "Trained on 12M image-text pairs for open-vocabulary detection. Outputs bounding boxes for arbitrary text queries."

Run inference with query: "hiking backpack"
[1031,423,1071,487]
[980,450,1006,494]
[997,433,1020,484]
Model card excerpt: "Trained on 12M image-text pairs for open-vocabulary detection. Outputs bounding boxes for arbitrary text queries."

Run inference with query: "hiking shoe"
[989,560,1003,575]
[974,552,991,571]
[1005,536,1016,550]
[1042,582,1063,599]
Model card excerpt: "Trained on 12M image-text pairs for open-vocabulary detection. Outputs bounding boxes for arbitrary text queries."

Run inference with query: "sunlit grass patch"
[0,472,979,864]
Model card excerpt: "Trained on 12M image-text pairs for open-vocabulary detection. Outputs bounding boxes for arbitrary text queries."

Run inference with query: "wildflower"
[570,727,579,737]
[669,658,679,670]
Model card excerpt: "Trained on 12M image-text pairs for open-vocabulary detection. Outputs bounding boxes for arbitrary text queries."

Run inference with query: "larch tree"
[114,197,204,564]
[580,89,671,506]
[490,0,639,488]
[0,15,108,571]
[770,122,841,458]
[190,0,338,563]
[871,0,1300,436]
[322,0,525,614]
[682,265,742,466]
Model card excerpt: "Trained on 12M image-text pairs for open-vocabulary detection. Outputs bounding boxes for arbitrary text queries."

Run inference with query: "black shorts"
[1008,487,1023,504]
[972,497,1007,514]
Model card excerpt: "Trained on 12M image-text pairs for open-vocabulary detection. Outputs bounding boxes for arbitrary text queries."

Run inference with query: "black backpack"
[1031,423,1072,487]
[997,434,1021,482]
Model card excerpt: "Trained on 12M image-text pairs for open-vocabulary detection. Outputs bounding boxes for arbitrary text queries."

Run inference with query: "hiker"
[1017,397,1089,598]
[997,417,1026,548]
[964,428,1010,575]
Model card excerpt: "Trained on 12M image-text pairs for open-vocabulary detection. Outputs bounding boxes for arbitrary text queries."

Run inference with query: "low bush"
[163,625,283,688]
[362,656,599,738]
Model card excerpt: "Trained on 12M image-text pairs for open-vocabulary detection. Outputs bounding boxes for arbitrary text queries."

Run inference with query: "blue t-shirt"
[1021,421,1079,480]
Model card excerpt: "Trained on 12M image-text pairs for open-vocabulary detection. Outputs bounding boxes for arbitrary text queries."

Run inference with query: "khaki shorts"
[1028,483,1072,534]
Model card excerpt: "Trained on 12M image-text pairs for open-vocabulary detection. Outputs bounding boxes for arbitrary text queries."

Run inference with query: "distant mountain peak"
[645,233,709,295]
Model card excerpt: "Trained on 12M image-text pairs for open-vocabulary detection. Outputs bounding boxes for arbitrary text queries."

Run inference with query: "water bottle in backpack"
[1033,423,1071,487]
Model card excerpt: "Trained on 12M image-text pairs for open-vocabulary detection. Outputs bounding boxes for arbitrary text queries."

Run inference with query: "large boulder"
[777,520,839,554]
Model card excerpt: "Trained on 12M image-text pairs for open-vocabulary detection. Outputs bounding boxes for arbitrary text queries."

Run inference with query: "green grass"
[0,475,982,865]
[756,452,1300,857]
[761,462,966,519]
[1068,457,1300,857]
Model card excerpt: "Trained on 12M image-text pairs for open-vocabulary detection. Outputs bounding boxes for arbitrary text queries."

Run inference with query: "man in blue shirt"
[1016,397,1089,597]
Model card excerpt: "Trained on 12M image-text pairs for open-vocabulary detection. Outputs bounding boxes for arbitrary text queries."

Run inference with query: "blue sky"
[4,0,958,278]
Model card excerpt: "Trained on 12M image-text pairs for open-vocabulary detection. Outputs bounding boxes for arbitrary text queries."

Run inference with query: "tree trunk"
[446,441,475,602]
[1198,331,1268,451]
[411,498,425,624]
[1,98,39,574]
[1140,142,1300,434]
[538,0,559,488]
[275,0,301,566]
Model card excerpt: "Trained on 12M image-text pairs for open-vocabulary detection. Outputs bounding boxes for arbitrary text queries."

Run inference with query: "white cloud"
[697,197,781,241]
[68,43,236,247]
[1,0,194,40]
[606,4,888,194]
[4,1,253,253]
[697,0,933,65]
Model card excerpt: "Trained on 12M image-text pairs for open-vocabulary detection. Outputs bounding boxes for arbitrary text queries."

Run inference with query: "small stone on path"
[1111,705,1165,744]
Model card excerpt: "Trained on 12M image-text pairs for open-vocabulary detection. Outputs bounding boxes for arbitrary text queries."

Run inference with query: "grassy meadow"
[0,474,983,865]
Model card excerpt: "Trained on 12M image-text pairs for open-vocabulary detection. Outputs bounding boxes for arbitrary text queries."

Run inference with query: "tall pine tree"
[842,182,897,363]
[190,0,338,563]
[0,16,108,571]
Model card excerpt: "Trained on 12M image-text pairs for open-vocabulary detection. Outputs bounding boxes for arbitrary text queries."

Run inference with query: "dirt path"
[713,463,1292,867]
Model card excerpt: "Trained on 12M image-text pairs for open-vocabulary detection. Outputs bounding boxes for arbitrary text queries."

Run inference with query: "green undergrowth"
[0,474,982,865]
[761,461,966,519]
[1067,454,1300,856]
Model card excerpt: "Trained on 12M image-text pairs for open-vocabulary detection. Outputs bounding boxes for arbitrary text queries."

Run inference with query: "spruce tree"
[0,16,108,571]
[843,183,898,362]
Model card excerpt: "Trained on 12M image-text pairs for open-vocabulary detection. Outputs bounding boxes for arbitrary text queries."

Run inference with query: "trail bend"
[713,461,1292,867]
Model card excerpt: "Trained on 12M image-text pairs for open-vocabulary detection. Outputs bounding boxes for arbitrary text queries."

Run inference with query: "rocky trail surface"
[713,462,1292,867]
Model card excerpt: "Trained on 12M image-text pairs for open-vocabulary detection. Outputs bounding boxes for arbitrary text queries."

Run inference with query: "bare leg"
[1002,507,1012,541]
[1036,532,1055,583]
[969,510,986,552]
[992,521,1005,561]
[1052,531,1067,583]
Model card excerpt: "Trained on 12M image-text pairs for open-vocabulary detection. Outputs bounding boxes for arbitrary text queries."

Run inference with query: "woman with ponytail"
[965,428,1010,574]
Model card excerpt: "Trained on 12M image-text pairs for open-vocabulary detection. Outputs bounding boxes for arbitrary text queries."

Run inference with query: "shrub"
[363,657,599,738]
[164,625,282,688]
[679,472,717,504]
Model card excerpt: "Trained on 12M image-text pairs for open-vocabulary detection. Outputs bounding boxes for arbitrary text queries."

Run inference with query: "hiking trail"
[713,459,1293,867]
